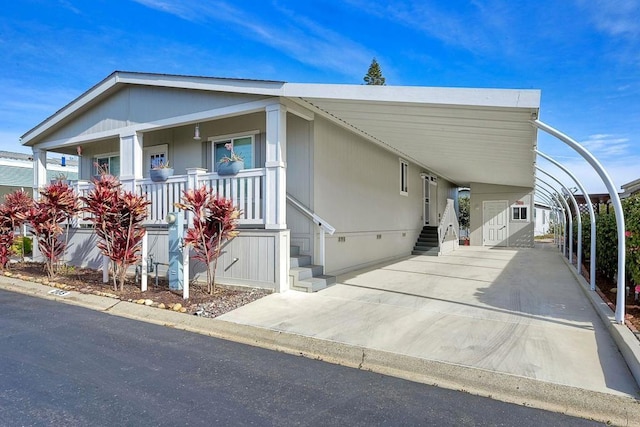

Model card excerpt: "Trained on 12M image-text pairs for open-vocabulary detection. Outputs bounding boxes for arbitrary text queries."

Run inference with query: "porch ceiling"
[287,85,540,188]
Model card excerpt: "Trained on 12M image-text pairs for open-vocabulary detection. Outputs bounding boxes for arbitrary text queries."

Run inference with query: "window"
[213,135,254,170]
[144,144,169,171]
[95,154,120,176]
[399,159,408,196]
[512,206,528,221]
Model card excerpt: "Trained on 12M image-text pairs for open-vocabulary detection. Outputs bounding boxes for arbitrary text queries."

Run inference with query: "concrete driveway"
[220,243,640,398]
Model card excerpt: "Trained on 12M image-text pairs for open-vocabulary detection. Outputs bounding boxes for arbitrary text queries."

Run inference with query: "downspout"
[536,150,597,291]
[532,120,626,323]
[537,166,583,274]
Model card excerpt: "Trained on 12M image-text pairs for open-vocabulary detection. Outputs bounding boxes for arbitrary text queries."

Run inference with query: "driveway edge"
[561,256,640,391]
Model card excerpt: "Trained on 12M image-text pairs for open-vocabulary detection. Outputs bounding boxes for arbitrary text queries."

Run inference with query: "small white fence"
[74,168,266,226]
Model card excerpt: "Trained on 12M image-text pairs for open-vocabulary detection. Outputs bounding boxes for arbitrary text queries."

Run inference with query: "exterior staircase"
[289,246,336,292]
[412,226,440,256]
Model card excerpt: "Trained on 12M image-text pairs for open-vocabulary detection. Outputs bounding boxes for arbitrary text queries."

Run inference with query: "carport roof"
[22,71,540,188]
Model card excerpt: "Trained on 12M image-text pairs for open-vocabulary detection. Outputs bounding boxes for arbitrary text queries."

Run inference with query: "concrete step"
[290,254,312,268]
[290,265,324,281]
[418,236,438,244]
[292,275,337,293]
[413,244,438,251]
[412,248,440,256]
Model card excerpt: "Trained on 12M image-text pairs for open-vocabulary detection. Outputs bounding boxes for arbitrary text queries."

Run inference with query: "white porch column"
[32,148,47,200]
[265,104,287,229]
[119,133,144,192]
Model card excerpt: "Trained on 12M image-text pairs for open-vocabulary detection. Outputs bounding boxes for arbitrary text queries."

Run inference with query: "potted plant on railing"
[150,161,174,182]
[217,143,244,176]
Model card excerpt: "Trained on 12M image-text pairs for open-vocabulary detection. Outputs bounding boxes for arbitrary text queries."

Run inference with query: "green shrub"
[11,236,32,256]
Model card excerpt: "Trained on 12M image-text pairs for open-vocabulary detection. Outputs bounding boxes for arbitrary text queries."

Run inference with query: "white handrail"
[286,194,335,235]
[286,194,335,275]
[438,199,459,243]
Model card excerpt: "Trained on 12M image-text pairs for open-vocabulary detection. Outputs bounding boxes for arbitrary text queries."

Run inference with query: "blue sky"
[1,0,638,193]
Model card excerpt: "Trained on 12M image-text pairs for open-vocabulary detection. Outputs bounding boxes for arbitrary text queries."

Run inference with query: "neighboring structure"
[621,178,640,198]
[534,203,551,236]
[0,150,77,199]
[21,71,540,292]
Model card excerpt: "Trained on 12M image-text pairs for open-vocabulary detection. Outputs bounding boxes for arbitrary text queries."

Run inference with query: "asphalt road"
[0,290,603,426]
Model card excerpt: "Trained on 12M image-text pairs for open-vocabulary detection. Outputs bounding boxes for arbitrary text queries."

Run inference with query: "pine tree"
[364,58,386,85]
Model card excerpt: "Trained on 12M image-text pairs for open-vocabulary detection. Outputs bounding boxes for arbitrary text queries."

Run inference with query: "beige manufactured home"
[21,72,539,292]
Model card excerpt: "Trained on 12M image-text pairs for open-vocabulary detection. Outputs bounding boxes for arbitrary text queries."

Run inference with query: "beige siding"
[312,116,456,275]
[286,114,314,255]
[469,182,534,247]
[143,112,266,176]
[46,86,268,142]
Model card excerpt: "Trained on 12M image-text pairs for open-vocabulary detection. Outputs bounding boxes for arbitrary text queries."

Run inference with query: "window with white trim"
[144,144,169,171]
[512,205,529,221]
[399,159,408,196]
[94,153,120,176]
[212,134,254,171]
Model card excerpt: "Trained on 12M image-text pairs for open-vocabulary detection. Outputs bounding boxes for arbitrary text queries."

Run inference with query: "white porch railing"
[74,168,266,226]
[438,198,459,244]
[286,193,335,274]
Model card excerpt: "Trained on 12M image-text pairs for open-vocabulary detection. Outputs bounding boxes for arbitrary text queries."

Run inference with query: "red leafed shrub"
[4,190,35,262]
[0,204,14,269]
[81,174,150,291]
[174,185,240,294]
[18,182,79,278]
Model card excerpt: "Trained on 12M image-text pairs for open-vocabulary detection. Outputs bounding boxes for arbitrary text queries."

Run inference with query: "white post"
[141,232,148,292]
[102,255,110,283]
[533,120,626,323]
[265,104,287,229]
[119,133,143,192]
[537,150,597,290]
[319,229,326,275]
[265,104,290,293]
[32,148,47,200]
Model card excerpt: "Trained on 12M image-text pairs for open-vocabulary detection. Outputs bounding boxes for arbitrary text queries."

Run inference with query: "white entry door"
[483,201,508,246]
[422,176,438,226]
[423,177,430,226]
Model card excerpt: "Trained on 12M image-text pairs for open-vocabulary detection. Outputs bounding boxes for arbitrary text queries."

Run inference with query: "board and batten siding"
[286,114,314,256]
[35,228,286,290]
[312,116,455,275]
[43,86,269,143]
[469,182,534,248]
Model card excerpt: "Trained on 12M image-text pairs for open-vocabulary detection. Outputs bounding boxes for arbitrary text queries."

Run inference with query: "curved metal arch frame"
[538,179,572,258]
[537,166,583,274]
[536,149,597,291]
[532,120,626,324]
[536,184,566,253]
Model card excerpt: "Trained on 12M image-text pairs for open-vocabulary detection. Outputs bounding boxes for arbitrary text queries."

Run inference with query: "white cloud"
[579,134,631,158]
[132,0,373,78]
[537,154,639,195]
[576,0,640,39]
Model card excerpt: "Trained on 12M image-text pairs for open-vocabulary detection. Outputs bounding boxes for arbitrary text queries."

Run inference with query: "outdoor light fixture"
[193,123,201,140]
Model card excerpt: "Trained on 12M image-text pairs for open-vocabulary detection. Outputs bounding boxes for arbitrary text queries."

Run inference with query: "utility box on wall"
[166,212,184,291]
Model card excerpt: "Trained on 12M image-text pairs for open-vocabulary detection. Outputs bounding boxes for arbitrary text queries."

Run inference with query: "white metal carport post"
[537,166,583,273]
[536,184,566,254]
[535,191,560,247]
[536,150,597,291]
[538,180,572,259]
[533,120,626,323]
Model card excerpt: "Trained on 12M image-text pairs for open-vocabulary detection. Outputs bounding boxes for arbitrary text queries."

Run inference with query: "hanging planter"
[150,167,174,182]
[217,161,244,176]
